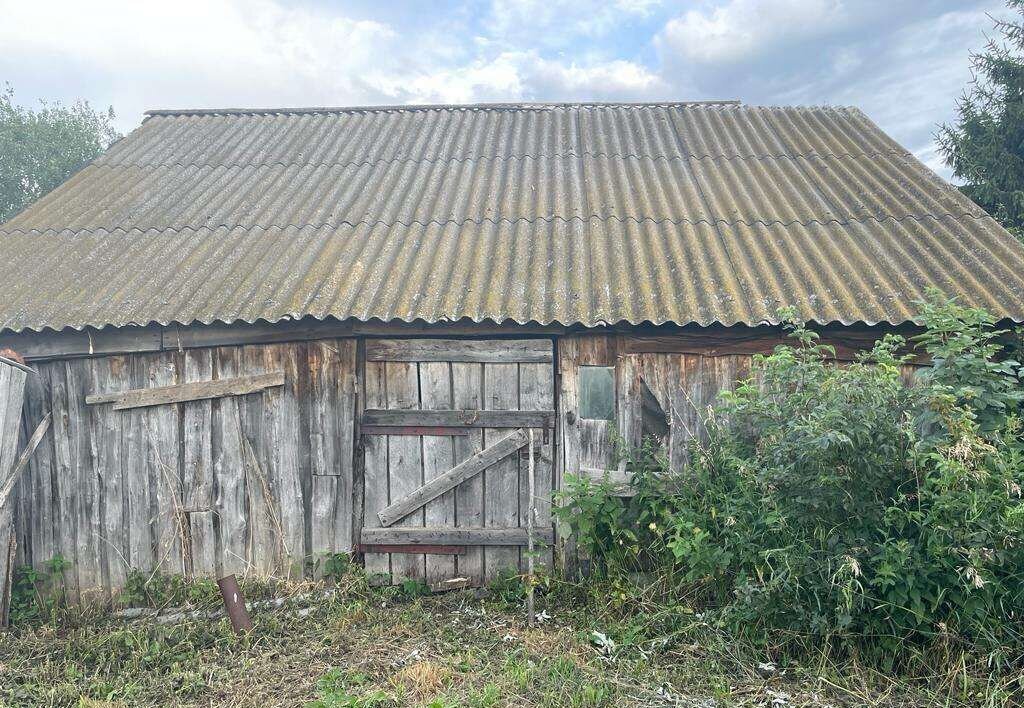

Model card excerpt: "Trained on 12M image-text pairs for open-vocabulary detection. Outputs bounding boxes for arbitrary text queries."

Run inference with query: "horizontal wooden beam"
[365,338,552,363]
[378,429,529,527]
[362,409,554,429]
[355,544,466,555]
[360,526,554,547]
[360,425,470,436]
[87,372,285,411]
[580,466,635,497]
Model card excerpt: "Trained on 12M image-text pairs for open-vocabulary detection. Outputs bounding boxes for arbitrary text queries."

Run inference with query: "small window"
[579,366,615,421]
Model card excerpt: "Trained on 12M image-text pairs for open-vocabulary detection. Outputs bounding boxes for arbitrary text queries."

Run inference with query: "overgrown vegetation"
[555,294,1024,701]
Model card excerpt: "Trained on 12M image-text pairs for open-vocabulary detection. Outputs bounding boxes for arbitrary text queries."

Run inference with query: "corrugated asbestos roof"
[2,101,1023,333]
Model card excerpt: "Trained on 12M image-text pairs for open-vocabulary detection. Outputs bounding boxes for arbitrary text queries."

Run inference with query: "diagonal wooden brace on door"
[377,428,530,527]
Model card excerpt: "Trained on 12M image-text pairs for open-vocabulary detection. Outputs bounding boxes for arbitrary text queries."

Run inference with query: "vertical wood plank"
[307,340,357,562]
[21,371,54,578]
[122,357,153,578]
[311,475,347,578]
[419,361,456,588]
[47,364,80,602]
[237,346,279,575]
[182,349,215,578]
[556,338,580,577]
[70,359,104,597]
[483,362,519,582]
[142,354,184,577]
[89,357,127,592]
[212,347,250,577]
[385,361,425,583]
[361,360,390,583]
[452,362,484,586]
[518,360,554,572]
[263,344,304,577]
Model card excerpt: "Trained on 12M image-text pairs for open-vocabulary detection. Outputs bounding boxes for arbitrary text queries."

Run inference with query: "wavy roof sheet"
[2,101,1022,333]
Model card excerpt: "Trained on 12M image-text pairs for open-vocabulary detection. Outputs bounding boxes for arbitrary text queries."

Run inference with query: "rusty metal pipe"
[217,574,253,634]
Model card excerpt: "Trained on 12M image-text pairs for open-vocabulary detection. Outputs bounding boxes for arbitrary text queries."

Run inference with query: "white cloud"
[486,0,660,47]
[657,0,850,64]
[395,51,664,104]
[0,0,398,129]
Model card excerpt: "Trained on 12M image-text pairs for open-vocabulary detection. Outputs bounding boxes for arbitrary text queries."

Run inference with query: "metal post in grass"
[526,428,535,626]
[217,574,253,634]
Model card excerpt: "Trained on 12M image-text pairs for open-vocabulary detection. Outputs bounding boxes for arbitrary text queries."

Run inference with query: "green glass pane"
[580,366,615,421]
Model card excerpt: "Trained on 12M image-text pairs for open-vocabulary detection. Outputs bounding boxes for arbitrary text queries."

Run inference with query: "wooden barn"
[1,101,1024,602]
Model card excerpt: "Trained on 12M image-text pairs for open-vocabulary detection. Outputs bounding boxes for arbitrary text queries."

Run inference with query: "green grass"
[0,569,1017,707]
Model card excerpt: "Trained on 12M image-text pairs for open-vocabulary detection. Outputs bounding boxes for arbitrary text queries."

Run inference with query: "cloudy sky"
[1,0,1012,177]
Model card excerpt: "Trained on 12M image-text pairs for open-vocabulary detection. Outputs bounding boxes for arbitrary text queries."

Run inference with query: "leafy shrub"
[555,295,1024,666]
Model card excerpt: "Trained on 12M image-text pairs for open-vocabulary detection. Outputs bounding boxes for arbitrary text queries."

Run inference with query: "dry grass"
[0,571,1013,707]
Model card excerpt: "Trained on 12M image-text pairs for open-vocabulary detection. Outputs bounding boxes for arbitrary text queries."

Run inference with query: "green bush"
[554,295,1024,667]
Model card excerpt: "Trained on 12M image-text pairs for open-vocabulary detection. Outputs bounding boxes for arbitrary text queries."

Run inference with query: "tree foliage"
[938,2,1024,236]
[0,84,120,223]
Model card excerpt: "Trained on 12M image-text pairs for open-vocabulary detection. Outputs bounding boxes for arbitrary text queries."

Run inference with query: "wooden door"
[360,339,555,588]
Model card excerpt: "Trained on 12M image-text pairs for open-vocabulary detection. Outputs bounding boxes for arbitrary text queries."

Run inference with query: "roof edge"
[143,100,744,117]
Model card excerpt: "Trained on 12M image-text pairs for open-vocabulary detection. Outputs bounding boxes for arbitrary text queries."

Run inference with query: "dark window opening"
[639,378,669,442]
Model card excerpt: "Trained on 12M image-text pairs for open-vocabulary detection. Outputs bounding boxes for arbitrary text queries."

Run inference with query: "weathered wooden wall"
[559,334,922,490]
[13,340,357,602]
[6,324,918,600]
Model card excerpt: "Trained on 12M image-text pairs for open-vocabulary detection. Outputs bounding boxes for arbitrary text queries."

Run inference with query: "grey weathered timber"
[13,339,357,596]
[182,349,215,578]
[377,429,530,527]
[307,340,358,563]
[418,361,456,587]
[518,362,554,572]
[483,362,520,582]
[0,319,564,362]
[362,409,554,429]
[0,360,29,626]
[360,360,390,582]
[366,339,553,363]
[0,414,49,503]
[385,361,425,582]
[87,371,284,410]
[360,527,554,546]
[451,362,485,585]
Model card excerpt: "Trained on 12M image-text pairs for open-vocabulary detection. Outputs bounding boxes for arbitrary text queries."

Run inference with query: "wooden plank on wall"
[87,371,284,410]
[182,349,215,578]
[88,357,127,592]
[483,362,520,582]
[361,360,390,583]
[212,348,250,578]
[518,362,554,572]
[362,409,554,429]
[142,354,184,578]
[377,429,529,528]
[361,526,553,546]
[307,340,357,562]
[384,361,425,583]
[418,361,456,587]
[452,363,484,586]
[265,344,305,578]
[310,475,348,578]
[366,339,553,363]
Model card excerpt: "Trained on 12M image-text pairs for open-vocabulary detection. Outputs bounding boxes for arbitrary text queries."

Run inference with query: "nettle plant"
[555,294,1024,664]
